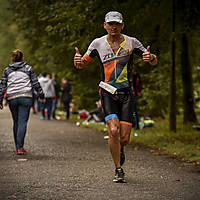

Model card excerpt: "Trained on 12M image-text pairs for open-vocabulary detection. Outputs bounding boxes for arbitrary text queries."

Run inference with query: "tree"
[0,0,16,73]
[3,0,200,116]
[180,33,197,123]
[169,0,176,131]
[176,0,200,123]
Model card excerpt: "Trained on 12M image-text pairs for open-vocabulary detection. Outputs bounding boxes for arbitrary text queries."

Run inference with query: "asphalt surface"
[0,106,200,200]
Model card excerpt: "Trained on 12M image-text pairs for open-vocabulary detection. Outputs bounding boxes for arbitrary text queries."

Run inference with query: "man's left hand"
[142,46,157,65]
[142,46,153,62]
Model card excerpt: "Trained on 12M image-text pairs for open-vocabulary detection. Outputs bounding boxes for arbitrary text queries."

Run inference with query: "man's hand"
[142,46,152,62]
[0,104,3,110]
[74,47,83,69]
[142,46,157,65]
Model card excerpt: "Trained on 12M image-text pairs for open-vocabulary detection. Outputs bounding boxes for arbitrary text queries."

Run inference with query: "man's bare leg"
[119,123,132,166]
[107,118,121,168]
[120,123,132,147]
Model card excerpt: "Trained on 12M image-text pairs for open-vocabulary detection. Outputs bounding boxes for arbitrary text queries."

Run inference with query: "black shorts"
[101,88,134,126]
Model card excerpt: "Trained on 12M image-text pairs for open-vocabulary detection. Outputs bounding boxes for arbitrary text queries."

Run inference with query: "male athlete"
[74,11,157,183]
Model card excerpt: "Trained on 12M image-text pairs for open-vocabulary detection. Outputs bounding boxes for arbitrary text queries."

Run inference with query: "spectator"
[61,77,71,120]
[33,89,40,113]
[131,66,141,129]
[87,100,105,123]
[39,72,55,120]
[0,49,44,155]
[51,73,60,119]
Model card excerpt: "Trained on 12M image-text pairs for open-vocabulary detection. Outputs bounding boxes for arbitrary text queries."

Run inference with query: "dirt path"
[0,107,200,200]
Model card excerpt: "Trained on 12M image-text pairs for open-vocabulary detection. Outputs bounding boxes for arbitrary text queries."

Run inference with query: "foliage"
[0,0,200,116]
[0,0,16,69]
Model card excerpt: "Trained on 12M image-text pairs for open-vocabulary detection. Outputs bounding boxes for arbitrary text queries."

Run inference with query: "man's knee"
[109,126,119,137]
[107,118,120,139]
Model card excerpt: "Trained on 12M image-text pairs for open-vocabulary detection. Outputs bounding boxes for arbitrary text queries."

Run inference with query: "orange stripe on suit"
[103,60,119,83]
[120,121,132,126]
[83,53,93,63]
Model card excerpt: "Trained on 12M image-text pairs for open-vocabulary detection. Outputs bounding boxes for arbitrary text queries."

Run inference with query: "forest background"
[0,0,200,126]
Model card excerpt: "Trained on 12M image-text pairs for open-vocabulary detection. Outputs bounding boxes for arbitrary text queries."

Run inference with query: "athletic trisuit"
[83,34,146,125]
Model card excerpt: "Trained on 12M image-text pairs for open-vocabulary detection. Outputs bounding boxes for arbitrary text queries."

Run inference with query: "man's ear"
[121,22,124,30]
[104,22,107,29]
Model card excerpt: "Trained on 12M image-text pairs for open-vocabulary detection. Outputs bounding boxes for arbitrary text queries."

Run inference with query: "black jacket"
[62,82,71,101]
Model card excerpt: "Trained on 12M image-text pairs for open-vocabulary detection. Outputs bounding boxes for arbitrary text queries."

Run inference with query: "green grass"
[130,119,200,164]
[56,110,200,164]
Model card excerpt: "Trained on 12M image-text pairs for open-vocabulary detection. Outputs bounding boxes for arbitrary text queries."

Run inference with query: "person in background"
[86,100,105,123]
[32,89,37,114]
[33,89,40,113]
[61,77,71,120]
[51,73,60,120]
[39,72,55,120]
[0,49,44,155]
[131,66,141,129]
[74,11,157,182]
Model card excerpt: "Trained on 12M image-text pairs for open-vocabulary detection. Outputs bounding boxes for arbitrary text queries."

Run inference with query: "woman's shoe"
[16,148,24,155]
[22,148,27,154]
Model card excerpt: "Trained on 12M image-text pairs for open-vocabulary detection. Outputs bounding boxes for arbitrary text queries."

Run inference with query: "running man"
[74,11,157,183]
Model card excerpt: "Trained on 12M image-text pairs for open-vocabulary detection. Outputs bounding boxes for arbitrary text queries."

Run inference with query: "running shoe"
[120,147,125,166]
[113,168,125,183]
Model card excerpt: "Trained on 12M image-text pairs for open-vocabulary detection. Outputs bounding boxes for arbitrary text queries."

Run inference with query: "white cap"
[105,11,123,23]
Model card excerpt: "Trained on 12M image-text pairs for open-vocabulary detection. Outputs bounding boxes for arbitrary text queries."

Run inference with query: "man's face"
[104,21,124,36]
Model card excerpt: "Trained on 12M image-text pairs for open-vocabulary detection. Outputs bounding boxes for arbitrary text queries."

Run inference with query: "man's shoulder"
[90,35,106,44]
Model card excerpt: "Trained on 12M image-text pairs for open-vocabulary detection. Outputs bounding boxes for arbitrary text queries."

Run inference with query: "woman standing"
[0,49,44,155]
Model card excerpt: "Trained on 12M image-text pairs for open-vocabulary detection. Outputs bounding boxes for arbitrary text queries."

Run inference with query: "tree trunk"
[169,0,176,132]
[180,33,197,123]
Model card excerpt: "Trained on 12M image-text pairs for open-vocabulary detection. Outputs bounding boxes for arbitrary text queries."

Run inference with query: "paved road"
[0,107,200,200]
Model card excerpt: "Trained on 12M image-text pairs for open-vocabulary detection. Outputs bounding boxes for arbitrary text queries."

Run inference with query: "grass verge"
[130,119,200,164]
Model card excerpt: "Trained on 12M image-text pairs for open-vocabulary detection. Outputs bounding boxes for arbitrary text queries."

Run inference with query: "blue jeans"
[8,97,32,149]
[51,99,58,119]
[40,98,53,120]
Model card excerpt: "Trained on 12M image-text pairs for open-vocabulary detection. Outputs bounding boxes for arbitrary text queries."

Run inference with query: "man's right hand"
[0,104,3,110]
[74,47,83,69]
